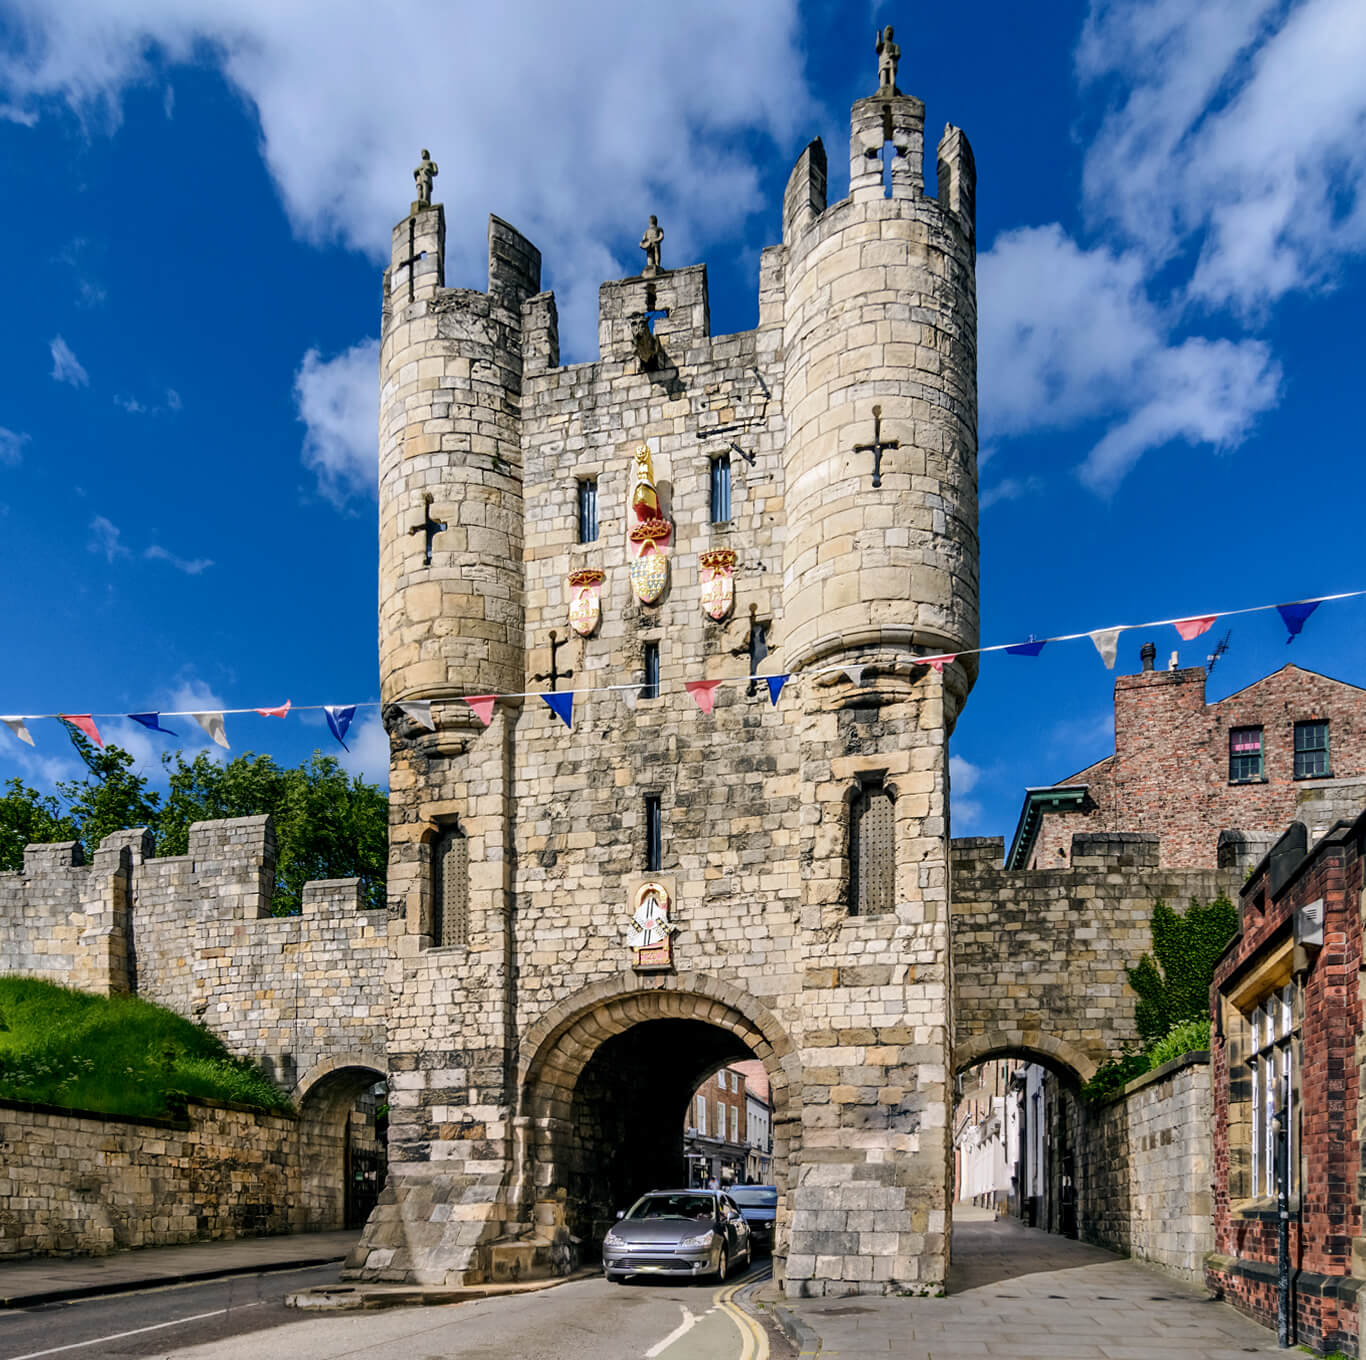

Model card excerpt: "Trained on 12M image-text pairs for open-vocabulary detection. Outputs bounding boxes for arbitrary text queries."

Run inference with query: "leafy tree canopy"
[1127,895,1238,1043]
[1,726,387,915]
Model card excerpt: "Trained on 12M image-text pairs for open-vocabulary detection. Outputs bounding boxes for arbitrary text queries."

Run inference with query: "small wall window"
[432,823,469,947]
[729,1105,738,1142]
[1294,720,1329,779]
[1229,727,1264,783]
[642,641,660,700]
[1248,984,1297,1198]
[717,1070,727,1090]
[729,1071,738,1092]
[709,453,732,523]
[645,794,662,873]
[696,1093,706,1135]
[577,477,599,543]
[849,777,896,915]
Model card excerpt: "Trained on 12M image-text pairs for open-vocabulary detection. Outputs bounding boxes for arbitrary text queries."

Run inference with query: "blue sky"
[2,0,1365,842]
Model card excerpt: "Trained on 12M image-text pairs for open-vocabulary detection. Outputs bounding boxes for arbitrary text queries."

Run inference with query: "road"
[0,1262,790,1360]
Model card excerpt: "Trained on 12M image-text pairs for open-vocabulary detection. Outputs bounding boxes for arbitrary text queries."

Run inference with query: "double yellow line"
[715,1272,769,1360]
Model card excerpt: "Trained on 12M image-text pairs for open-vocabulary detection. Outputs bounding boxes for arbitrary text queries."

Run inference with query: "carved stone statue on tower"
[876,25,900,95]
[413,149,438,211]
[639,215,664,276]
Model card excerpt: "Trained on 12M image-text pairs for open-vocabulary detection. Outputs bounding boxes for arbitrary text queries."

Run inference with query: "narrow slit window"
[710,453,732,524]
[849,778,896,915]
[642,641,660,700]
[645,794,662,873]
[432,823,469,948]
[577,477,599,543]
[1294,721,1329,779]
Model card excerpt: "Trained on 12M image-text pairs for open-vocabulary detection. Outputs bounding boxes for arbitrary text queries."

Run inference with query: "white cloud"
[0,427,29,465]
[979,225,1281,495]
[50,335,89,387]
[948,754,984,832]
[0,103,37,126]
[165,387,181,411]
[145,544,213,574]
[295,339,380,504]
[1079,0,1366,316]
[979,475,1043,513]
[0,1,811,363]
[113,393,145,413]
[87,514,128,562]
[335,712,389,788]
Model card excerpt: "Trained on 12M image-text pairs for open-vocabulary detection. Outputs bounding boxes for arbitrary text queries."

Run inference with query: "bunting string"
[0,588,1360,745]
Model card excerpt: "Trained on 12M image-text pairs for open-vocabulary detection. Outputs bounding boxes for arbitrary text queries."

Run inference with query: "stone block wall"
[0,1097,297,1258]
[0,817,388,1095]
[1081,1053,1214,1283]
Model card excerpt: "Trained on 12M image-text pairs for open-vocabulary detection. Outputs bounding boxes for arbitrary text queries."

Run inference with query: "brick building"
[1010,649,1366,871]
[683,1064,749,1187]
[1208,817,1366,1356]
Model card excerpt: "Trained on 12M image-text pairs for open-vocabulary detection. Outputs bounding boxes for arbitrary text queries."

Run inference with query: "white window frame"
[729,1105,738,1143]
[1248,983,1295,1198]
[696,1093,706,1136]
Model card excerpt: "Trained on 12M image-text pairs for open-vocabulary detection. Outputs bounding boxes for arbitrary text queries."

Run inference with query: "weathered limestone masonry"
[0,1097,297,1257]
[0,818,388,1094]
[951,835,1236,1079]
[359,51,980,1296]
[1080,1052,1214,1284]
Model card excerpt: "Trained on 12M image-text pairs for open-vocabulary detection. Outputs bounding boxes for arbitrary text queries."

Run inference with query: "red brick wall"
[1035,665,1366,869]
[1208,825,1364,1356]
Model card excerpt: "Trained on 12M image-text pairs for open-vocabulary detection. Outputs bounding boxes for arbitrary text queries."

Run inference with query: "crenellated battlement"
[0,816,387,1091]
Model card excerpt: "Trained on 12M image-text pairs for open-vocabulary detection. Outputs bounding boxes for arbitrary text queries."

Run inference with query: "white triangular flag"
[398,701,436,731]
[1089,628,1123,670]
[621,686,639,713]
[1,717,35,746]
[192,711,230,749]
[842,665,867,687]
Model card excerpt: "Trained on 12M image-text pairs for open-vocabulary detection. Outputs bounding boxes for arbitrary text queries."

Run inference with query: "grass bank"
[0,978,292,1119]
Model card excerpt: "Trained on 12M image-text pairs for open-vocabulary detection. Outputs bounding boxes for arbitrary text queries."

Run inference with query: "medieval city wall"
[1080,1052,1214,1284]
[950,835,1237,1078]
[0,817,389,1093]
[0,1096,299,1259]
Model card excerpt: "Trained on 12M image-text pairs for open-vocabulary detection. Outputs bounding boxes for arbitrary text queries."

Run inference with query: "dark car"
[602,1189,752,1283]
[728,1185,777,1253]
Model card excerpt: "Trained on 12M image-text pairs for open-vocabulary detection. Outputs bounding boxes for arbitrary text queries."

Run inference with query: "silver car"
[602,1189,752,1283]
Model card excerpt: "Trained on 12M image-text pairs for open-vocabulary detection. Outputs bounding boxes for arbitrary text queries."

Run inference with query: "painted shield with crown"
[699,549,736,622]
[568,568,604,637]
[627,443,671,604]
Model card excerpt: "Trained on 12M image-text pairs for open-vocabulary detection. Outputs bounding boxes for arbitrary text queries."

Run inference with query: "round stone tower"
[779,73,978,726]
[377,193,541,713]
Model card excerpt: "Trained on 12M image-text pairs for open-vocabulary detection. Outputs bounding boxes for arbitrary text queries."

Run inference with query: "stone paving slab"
[0,1230,360,1307]
[776,1216,1282,1359]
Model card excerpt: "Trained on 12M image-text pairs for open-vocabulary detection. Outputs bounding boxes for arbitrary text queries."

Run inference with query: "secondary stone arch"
[953,1030,1098,1083]
[514,972,798,1267]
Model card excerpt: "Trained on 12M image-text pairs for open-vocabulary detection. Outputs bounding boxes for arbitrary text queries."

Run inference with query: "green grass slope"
[0,978,292,1119]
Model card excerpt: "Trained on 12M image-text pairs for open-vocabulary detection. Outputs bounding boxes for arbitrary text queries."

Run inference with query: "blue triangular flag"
[765,674,789,706]
[1277,601,1319,643]
[541,691,574,728]
[1005,636,1046,657]
[128,712,179,736]
[324,704,356,751]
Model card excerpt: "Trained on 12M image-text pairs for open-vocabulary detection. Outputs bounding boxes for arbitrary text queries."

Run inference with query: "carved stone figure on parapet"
[639,214,664,276]
[876,25,900,94]
[413,149,438,210]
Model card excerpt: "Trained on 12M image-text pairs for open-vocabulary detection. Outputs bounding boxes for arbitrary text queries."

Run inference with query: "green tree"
[159,750,387,915]
[0,778,77,872]
[57,728,161,853]
[1127,895,1239,1043]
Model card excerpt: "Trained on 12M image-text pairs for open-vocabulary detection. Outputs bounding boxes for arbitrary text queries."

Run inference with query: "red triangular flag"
[464,695,496,727]
[256,701,291,718]
[1173,616,1216,641]
[685,680,723,715]
[61,714,104,748]
[920,654,956,673]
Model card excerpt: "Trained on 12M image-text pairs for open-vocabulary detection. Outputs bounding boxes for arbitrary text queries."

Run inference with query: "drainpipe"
[1274,1109,1291,1347]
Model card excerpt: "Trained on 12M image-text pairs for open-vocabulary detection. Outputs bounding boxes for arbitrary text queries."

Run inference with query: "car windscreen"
[728,1187,778,1207]
[627,1194,716,1220]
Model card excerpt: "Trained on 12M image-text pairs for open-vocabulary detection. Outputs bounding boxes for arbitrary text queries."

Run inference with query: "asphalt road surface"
[0,1262,791,1360]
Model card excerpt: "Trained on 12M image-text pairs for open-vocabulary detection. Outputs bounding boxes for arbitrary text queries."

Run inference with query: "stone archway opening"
[294,1062,389,1232]
[514,981,794,1279]
[951,1042,1087,1283]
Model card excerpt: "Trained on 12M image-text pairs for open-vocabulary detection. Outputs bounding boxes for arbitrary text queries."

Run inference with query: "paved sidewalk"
[0,1230,359,1307]
[777,1214,1282,1359]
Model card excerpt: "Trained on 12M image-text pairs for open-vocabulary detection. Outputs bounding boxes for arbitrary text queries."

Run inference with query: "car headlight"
[603,1230,625,1248]
[679,1230,716,1249]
